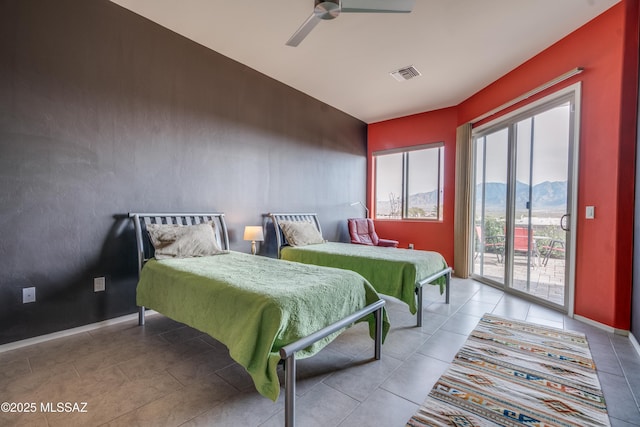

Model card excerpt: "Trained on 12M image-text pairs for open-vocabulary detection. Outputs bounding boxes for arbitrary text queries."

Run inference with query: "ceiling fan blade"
[341,0,414,13]
[286,13,322,47]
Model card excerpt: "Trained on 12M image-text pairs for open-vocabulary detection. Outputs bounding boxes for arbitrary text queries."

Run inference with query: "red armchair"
[348,218,399,247]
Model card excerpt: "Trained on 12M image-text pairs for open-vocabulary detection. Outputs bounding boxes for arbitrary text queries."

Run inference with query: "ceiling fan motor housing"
[287,0,413,47]
[314,0,341,20]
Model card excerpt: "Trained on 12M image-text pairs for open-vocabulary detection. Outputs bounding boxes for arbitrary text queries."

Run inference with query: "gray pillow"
[279,221,324,246]
[146,222,223,259]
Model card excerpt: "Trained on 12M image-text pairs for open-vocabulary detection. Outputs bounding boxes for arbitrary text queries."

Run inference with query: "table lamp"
[244,226,264,255]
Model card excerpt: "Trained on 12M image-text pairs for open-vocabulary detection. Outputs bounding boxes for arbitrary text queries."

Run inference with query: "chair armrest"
[378,239,399,247]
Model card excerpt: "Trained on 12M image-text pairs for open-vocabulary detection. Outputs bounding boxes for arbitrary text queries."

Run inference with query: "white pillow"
[146,222,223,259]
[279,220,324,246]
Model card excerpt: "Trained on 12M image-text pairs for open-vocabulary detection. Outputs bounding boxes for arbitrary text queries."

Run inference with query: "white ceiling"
[110,0,619,124]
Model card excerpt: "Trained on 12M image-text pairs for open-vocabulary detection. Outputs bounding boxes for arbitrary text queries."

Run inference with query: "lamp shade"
[243,226,264,241]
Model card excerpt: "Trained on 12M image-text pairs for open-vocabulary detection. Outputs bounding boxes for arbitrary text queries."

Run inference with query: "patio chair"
[475,225,504,263]
[513,226,540,265]
[540,238,565,266]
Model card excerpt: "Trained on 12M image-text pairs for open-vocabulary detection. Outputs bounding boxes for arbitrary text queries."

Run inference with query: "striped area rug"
[407,314,610,427]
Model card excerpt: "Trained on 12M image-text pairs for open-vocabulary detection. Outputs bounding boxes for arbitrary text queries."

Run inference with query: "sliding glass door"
[472,92,577,310]
[473,128,508,284]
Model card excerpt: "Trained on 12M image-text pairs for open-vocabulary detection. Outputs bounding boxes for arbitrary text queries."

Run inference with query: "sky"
[480,102,570,186]
[375,147,442,201]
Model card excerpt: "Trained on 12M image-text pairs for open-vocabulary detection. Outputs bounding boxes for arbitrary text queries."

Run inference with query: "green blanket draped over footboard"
[136,251,389,401]
[281,242,448,314]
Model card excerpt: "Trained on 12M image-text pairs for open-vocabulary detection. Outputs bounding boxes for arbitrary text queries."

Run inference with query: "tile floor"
[1,278,639,426]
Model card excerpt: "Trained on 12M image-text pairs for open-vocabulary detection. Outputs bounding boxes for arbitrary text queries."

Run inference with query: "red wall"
[368,107,458,264]
[368,1,638,330]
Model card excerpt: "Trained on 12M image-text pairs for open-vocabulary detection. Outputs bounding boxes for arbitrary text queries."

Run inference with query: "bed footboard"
[415,267,452,327]
[279,299,385,427]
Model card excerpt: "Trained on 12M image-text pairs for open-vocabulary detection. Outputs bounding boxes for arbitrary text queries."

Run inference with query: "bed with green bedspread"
[137,251,389,402]
[280,242,448,314]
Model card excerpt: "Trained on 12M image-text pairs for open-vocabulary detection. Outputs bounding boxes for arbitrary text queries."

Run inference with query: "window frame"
[373,142,444,221]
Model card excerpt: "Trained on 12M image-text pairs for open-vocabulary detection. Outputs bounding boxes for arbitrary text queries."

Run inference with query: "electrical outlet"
[22,287,36,303]
[408,243,414,249]
[94,277,106,292]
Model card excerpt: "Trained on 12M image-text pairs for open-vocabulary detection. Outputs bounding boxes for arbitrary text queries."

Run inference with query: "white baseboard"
[630,332,640,357]
[0,310,158,354]
[573,314,629,336]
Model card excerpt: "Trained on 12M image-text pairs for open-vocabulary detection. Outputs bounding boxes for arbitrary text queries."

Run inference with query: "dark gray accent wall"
[0,0,367,344]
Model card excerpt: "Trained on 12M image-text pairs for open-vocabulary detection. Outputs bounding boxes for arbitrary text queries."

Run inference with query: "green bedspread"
[136,251,389,401]
[281,242,448,314]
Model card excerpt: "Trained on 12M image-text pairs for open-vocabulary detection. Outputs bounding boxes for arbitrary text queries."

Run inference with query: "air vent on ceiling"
[390,65,421,82]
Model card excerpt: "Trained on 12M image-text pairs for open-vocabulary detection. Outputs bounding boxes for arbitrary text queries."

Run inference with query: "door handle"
[560,214,570,231]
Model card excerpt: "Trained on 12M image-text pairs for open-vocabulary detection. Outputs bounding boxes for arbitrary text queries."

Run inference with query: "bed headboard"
[269,213,322,258]
[128,212,230,274]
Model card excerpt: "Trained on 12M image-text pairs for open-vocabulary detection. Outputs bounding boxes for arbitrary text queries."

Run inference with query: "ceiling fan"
[286,0,415,47]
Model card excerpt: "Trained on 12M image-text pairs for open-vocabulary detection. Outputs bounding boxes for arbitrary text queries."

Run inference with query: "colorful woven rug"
[407,314,610,427]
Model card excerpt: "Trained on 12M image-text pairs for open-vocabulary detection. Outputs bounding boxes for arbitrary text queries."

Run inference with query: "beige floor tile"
[339,388,418,426]
[214,362,257,393]
[159,326,205,345]
[27,333,99,372]
[0,346,37,366]
[102,374,238,427]
[381,353,450,404]
[181,390,284,427]
[117,338,214,381]
[279,347,353,397]
[377,327,430,361]
[30,365,128,405]
[71,331,171,375]
[167,348,236,386]
[321,350,402,402]
[1,362,78,398]
[0,410,49,427]
[45,371,182,427]
[0,357,32,384]
[261,383,359,427]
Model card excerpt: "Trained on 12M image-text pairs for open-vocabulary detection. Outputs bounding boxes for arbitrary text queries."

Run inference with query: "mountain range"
[477,180,567,211]
[376,181,567,215]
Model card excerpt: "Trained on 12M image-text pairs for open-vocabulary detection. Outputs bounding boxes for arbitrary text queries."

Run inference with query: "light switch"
[585,206,595,219]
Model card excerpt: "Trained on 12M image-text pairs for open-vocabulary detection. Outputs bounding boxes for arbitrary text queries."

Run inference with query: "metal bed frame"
[269,212,452,327]
[129,212,384,427]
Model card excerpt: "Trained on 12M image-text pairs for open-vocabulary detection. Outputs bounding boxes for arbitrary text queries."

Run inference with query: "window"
[374,143,444,220]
